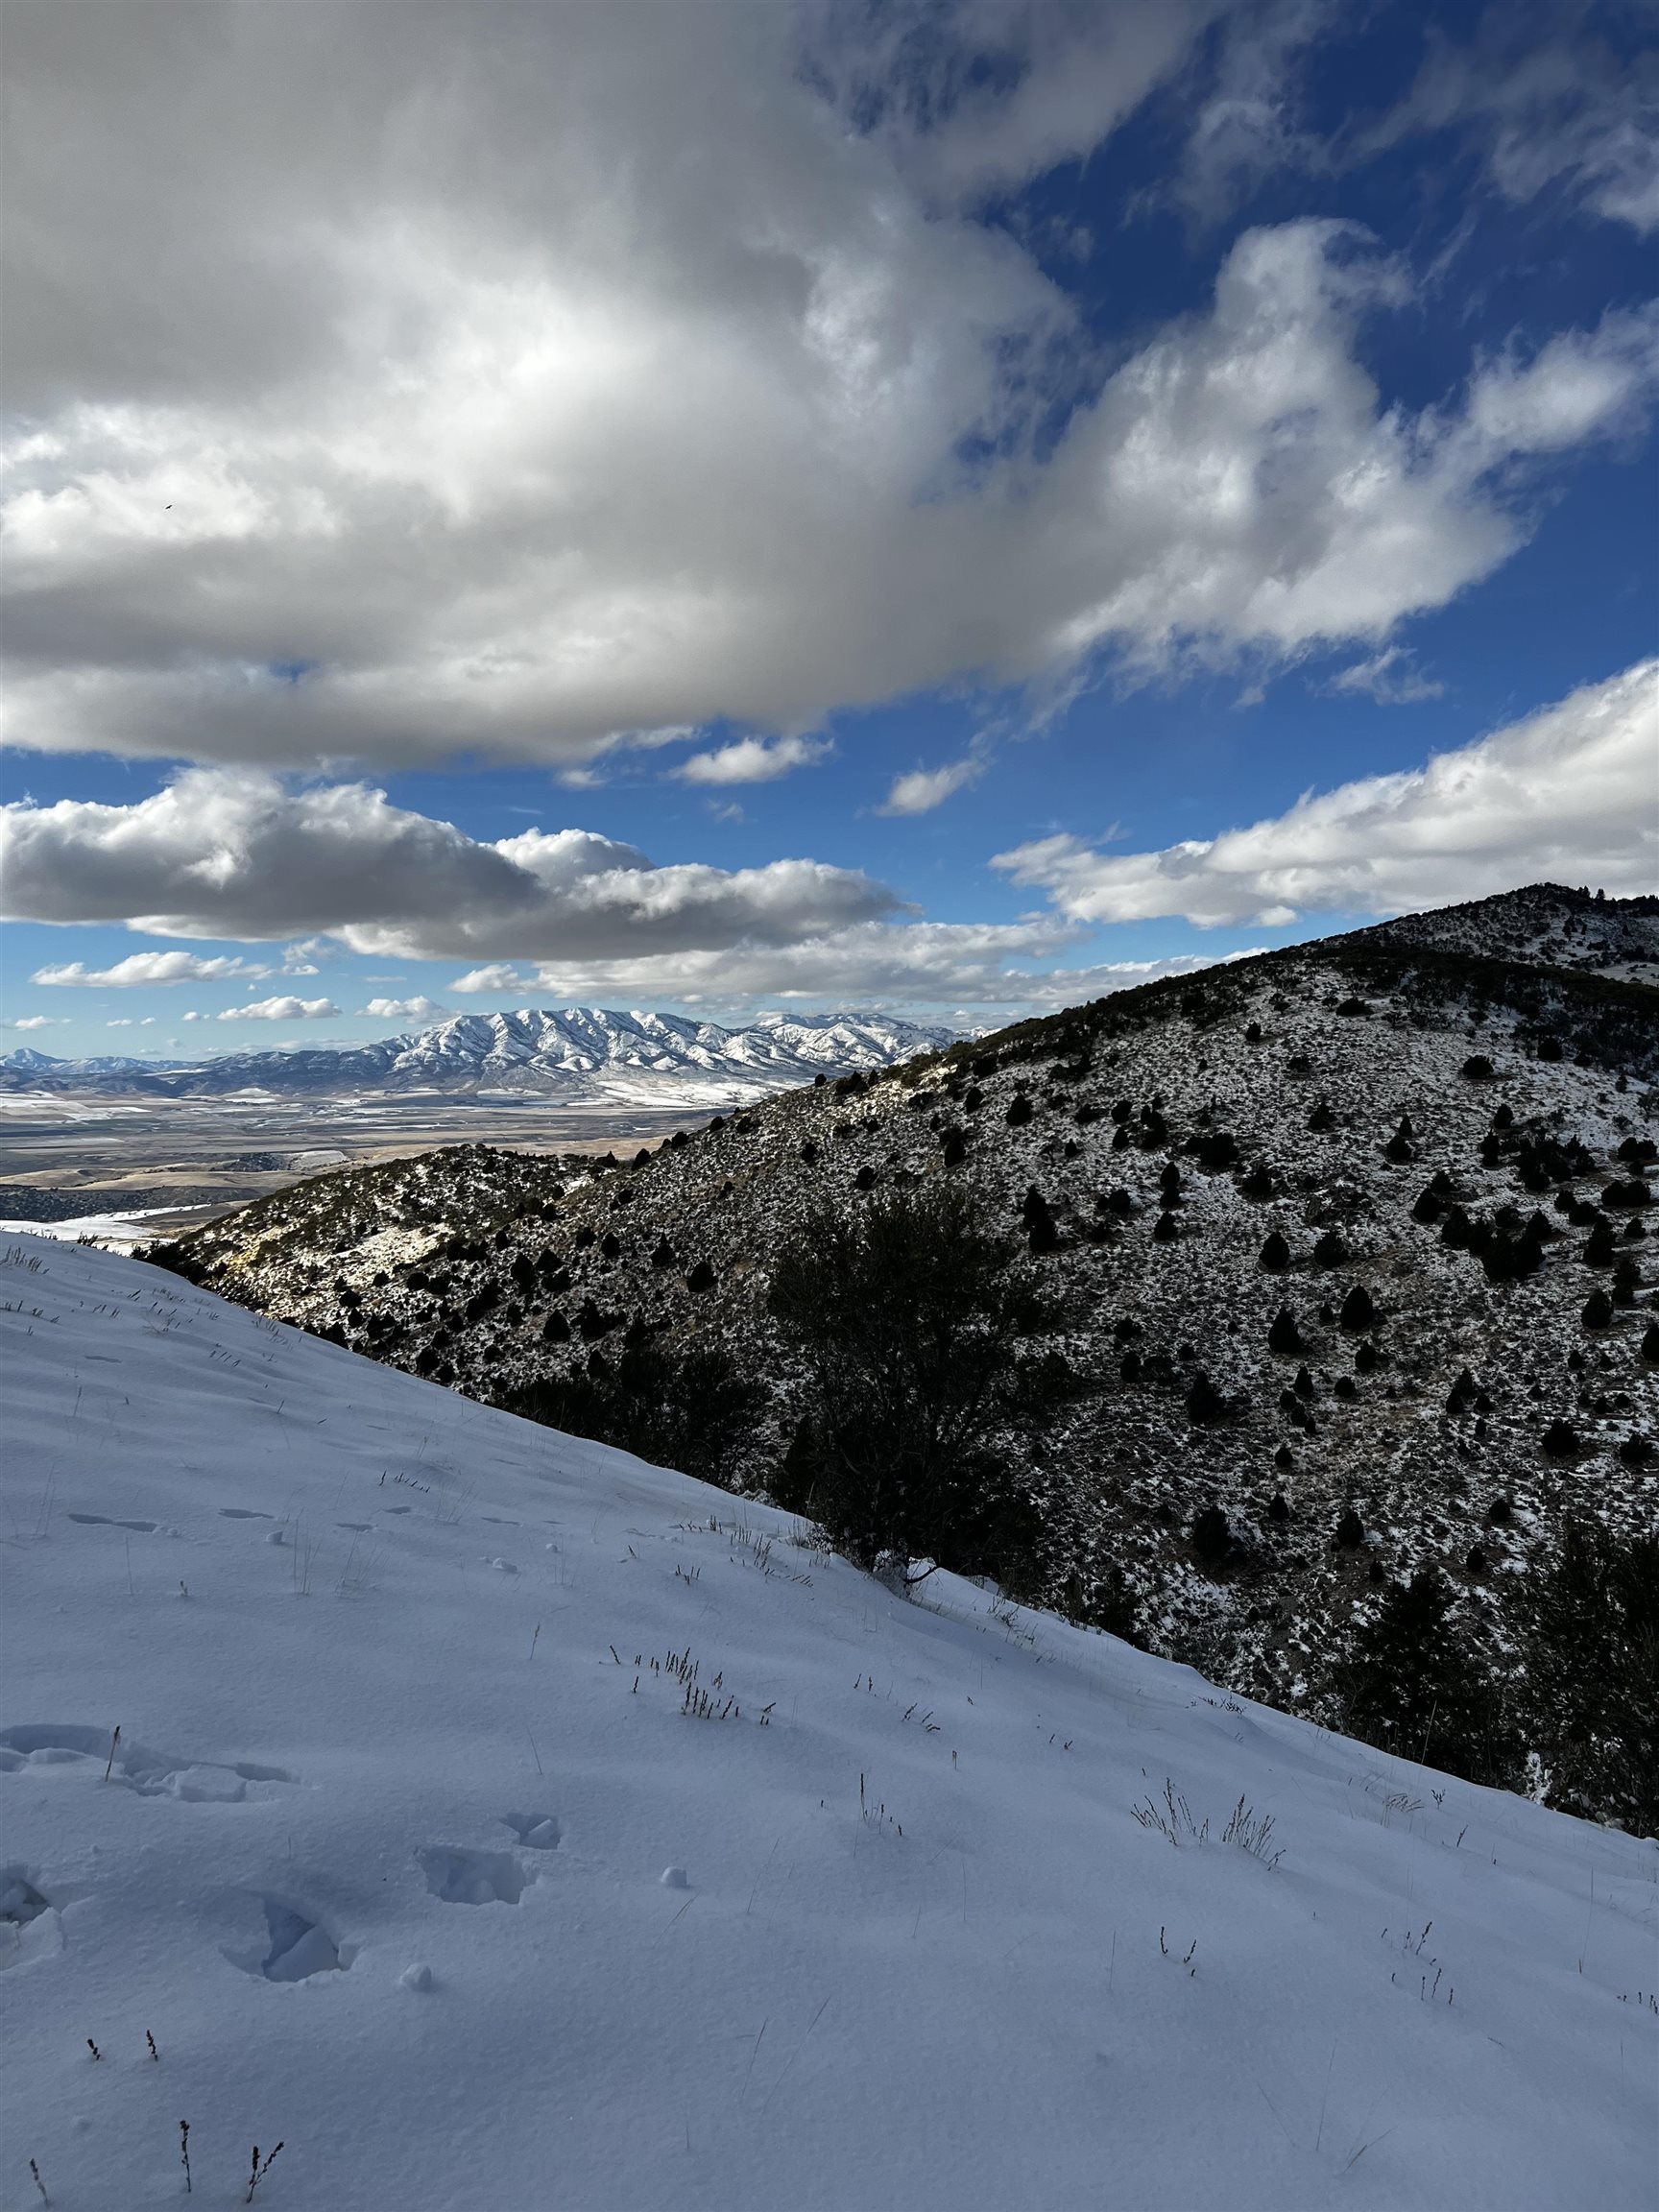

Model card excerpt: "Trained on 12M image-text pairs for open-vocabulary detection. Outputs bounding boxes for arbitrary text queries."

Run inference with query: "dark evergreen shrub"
[1152,1211,1180,1244]
[508,1338,760,1484]
[1541,1418,1578,1457]
[1603,1179,1652,1212]
[1583,1220,1616,1267]
[766,1183,1054,1588]
[1521,1521,1659,1832]
[1191,1506,1230,1563]
[1339,1285,1377,1333]
[1335,1506,1363,1548]
[854,1165,878,1192]
[1240,1165,1274,1199]
[1267,1492,1290,1523]
[1308,1099,1335,1133]
[1268,1307,1302,1355]
[1006,1094,1034,1127]
[1190,1131,1238,1170]
[1312,1230,1349,1266]
[1617,1433,1654,1465]
[541,1311,569,1343]
[1461,1054,1496,1080]
[1185,1372,1229,1425]
[685,1260,716,1294]
[1336,1570,1508,1784]
[1273,1443,1294,1472]
[1259,1231,1291,1271]
[1582,1288,1615,1330]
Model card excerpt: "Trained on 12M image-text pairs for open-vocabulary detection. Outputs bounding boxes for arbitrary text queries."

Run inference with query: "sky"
[2,0,1655,1058]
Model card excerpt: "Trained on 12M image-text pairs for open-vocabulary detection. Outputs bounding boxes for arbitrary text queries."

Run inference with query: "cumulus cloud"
[218,996,339,1022]
[675,735,832,785]
[29,950,268,988]
[879,757,985,815]
[0,769,899,959]
[4,8,1653,773]
[996,659,1657,926]
[361,996,448,1022]
[6,1016,63,1032]
[451,965,534,996]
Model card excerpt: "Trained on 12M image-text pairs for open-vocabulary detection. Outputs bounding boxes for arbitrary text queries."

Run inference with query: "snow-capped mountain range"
[0,1007,953,1106]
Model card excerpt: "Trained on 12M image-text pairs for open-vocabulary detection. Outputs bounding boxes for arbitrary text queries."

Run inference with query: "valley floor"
[2,1234,1654,2211]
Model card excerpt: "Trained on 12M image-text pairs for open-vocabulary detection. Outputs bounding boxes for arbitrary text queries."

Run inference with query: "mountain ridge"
[1,1005,954,1106]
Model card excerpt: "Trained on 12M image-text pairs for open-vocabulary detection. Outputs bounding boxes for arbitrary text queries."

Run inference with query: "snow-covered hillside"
[3,1234,1654,2212]
[0,1008,952,1108]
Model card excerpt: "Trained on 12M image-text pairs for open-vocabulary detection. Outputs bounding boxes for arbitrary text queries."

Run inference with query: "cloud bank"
[0,771,896,961]
[996,660,1657,926]
[5,7,1654,774]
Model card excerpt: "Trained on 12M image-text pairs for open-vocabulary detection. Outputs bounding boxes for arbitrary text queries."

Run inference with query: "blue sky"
[2,0,1654,1056]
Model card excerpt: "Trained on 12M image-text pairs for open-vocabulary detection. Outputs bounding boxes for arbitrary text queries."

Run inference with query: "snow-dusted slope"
[0,1008,952,1107]
[3,1235,1654,2212]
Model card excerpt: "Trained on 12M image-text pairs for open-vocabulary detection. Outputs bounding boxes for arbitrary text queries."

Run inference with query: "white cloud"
[1371,25,1659,236]
[489,915,1248,1012]
[29,949,267,988]
[218,996,339,1022]
[995,660,1657,926]
[360,997,448,1022]
[675,735,832,785]
[0,769,897,959]
[3,7,1652,773]
[879,757,985,815]
[6,1015,63,1031]
[1327,646,1444,705]
[451,965,535,996]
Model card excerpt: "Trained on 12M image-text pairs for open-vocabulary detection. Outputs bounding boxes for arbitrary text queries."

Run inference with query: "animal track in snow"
[66,1513,157,1532]
[229,1898,349,1983]
[419,1848,532,1905]
[385,1506,412,1515]
[0,1725,293,1799]
[219,1507,272,1519]
[1,1867,50,1928]
[501,1812,562,1850]
[336,1521,373,1532]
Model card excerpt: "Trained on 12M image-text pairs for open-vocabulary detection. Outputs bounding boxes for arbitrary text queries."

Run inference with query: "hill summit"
[157,886,1659,1825]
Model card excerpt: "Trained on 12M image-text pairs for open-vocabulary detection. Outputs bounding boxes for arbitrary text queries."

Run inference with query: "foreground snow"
[2,1237,1653,2212]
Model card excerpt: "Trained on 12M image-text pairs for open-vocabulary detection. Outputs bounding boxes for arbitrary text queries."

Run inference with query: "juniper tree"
[1521,1521,1659,1833]
[767,1182,1058,1591]
[1335,1568,1508,1785]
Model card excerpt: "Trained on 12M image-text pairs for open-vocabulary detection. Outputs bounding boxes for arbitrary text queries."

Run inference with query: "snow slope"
[2,1235,1655,2212]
